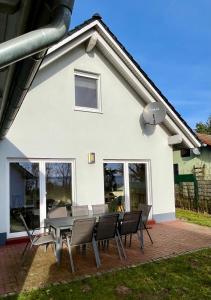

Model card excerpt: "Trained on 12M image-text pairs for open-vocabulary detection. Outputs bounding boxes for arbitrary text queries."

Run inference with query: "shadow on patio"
[1,220,211,296]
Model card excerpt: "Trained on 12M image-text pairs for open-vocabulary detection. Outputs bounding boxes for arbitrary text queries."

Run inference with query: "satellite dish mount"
[142,102,167,126]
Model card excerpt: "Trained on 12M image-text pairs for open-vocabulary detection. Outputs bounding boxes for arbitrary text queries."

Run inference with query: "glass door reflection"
[128,163,147,211]
[104,163,125,212]
[46,163,72,214]
[10,162,40,232]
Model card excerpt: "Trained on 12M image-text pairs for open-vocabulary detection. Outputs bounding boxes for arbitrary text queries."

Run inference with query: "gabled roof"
[197,133,211,147]
[43,14,201,149]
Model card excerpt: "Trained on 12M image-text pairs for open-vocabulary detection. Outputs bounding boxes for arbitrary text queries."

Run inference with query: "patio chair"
[118,211,143,250]
[94,214,126,265]
[139,204,153,244]
[72,205,89,217]
[19,214,56,261]
[65,218,99,272]
[92,204,108,215]
[48,206,68,218]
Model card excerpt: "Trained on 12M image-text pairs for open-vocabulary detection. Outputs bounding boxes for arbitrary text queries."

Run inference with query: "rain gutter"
[0,0,75,138]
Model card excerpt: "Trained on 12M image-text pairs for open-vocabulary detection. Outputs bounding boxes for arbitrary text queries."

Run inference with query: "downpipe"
[0,0,75,69]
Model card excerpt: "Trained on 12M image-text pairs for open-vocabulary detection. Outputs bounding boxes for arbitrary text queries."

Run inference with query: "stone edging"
[1,246,211,298]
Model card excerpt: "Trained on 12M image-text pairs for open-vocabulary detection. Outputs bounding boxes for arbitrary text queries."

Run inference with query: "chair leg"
[129,234,132,247]
[106,240,109,249]
[115,236,122,261]
[66,237,75,272]
[102,240,106,250]
[137,232,144,253]
[92,238,101,268]
[21,241,31,265]
[82,244,86,255]
[21,240,30,257]
[116,230,127,259]
[51,243,56,257]
[124,235,127,246]
[144,223,153,244]
[45,243,49,252]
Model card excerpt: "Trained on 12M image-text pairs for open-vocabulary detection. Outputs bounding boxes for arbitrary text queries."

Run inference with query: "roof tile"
[197,133,211,146]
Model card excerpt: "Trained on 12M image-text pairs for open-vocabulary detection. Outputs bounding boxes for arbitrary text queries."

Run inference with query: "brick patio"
[1,220,211,296]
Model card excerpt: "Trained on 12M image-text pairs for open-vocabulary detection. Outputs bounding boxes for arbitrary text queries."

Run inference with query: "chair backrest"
[19,213,33,243]
[70,218,96,246]
[95,214,119,241]
[139,204,152,224]
[48,206,68,218]
[92,204,108,215]
[119,211,141,235]
[72,205,89,217]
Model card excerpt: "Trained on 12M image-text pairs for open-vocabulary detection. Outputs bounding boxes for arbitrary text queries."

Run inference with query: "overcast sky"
[71,0,211,129]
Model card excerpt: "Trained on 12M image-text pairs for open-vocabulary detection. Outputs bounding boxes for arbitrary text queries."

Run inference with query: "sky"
[70,0,211,129]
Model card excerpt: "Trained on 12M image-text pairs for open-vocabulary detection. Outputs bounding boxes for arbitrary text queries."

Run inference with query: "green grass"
[176,208,211,227]
[3,248,211,300]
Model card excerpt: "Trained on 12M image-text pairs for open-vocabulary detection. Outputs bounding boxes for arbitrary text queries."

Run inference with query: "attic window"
[74,71,101,112]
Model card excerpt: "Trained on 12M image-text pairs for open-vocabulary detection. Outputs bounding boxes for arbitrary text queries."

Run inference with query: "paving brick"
[1,220,211,295]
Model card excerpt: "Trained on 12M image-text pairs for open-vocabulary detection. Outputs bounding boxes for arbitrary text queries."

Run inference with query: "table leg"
[56,228,61,264]
[139,221,144,250]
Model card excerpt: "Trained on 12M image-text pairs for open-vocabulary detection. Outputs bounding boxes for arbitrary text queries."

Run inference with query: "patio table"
[44,213,115,264]
[44,216,74,264]
[44,212,143,264]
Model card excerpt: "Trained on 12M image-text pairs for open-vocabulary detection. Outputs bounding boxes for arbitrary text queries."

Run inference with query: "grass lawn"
[3,248,211,300]
[176,208,211,227]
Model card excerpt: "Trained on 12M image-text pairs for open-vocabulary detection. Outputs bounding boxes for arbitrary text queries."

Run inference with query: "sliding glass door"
[128,163,147,211]
[10,162,40,233]
[104,163,125,212]
[103,161,149,213]
[9,160,74,236]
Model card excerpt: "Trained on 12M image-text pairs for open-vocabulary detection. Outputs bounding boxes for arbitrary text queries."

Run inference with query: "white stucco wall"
[0,45,175,237]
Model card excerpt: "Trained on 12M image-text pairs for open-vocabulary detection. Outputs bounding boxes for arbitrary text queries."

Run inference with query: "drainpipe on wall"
[0,0,75,139]
[0,0,75,69]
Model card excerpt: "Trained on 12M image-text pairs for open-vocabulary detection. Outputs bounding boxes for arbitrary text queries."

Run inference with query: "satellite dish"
[143,102,166,125]
[192,148,200,156]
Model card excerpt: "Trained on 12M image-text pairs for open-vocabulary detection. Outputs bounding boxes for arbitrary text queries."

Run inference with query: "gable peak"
[92,13,102,20]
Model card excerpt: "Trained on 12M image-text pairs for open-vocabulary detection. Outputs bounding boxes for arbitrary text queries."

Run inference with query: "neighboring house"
[174,133,211,211]
[0,15,200,243]
[174,133,211,179]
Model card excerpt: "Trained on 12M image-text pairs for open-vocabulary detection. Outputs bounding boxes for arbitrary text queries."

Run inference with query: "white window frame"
[7,158,76,238]
[103,159,153,219]
[74,70,102,113]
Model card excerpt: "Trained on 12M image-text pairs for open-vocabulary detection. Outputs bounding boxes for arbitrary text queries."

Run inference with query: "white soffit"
[86,33,98,53]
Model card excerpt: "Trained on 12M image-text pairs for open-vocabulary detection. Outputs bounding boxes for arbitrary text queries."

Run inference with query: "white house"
[0,15,200,244]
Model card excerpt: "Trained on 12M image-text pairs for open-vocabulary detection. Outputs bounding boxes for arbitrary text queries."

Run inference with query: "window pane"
[129,163,147,211]
[46,163,72,214]
[10,162,40,233]
[104,163,125,212]
[75,75,98,109]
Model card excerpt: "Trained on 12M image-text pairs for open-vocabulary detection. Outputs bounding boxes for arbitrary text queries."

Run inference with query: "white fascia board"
[40,29,96,70]
[95,23,200,148]
[47,20,99,55]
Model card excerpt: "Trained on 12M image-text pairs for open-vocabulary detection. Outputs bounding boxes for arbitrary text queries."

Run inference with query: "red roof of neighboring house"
[197,133,211,146]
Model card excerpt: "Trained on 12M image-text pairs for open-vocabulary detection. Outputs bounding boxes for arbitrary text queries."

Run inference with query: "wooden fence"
[175,180,211,213]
